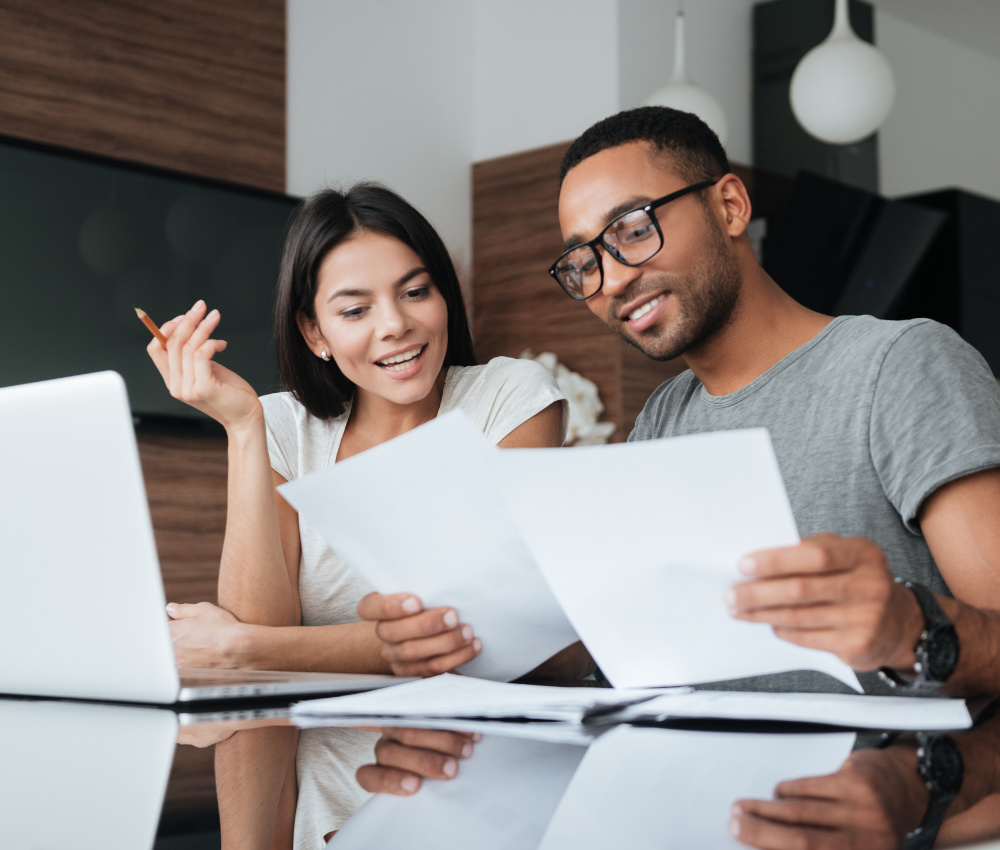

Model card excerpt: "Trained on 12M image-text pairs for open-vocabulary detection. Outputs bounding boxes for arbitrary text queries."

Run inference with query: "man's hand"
[356,727,481,795]
[167,601,245,668]
[357,593,481,677]
[730,745,927,850]
[727,533,924,672]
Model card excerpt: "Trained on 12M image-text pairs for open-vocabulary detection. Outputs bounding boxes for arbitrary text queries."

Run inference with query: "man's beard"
[606,227,742,362]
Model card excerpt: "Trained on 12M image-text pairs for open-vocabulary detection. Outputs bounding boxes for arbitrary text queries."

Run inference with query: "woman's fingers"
[193,338,228,389]
[146,317,180,382]
[356,764,423,795]
[381,727,480,759]
[389,639,482,678]
[380,624,477,665]
[181,306,221,399]
[375,607,465,643]
[166,302,205,396]
[358,592,423,621]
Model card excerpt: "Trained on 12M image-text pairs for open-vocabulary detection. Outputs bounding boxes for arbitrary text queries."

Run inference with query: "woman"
[147,183,570,847]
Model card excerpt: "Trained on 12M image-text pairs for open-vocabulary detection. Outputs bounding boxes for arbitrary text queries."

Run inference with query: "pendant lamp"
[644,4,728,145]
[790,0,895,145]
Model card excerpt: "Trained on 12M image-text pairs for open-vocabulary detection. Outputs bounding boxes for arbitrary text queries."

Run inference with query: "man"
[361,106,1000,699]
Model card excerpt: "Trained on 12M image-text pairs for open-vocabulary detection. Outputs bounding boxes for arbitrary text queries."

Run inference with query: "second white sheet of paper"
[495,428,862,691]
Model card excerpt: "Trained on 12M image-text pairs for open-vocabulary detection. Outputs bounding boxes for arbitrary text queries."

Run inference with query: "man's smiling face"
[557,141,742,361]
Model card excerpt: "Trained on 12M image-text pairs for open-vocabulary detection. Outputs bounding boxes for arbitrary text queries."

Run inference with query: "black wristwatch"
[903,732,964,850]
[878,580,960,691]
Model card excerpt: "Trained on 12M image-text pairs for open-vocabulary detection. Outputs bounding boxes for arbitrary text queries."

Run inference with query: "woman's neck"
[340,368,448,458]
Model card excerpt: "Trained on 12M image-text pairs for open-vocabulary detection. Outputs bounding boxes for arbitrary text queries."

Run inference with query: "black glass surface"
[6,693,1000,850]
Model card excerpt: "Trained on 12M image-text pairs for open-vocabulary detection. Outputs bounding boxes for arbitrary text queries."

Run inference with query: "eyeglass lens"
[554,209,663,299]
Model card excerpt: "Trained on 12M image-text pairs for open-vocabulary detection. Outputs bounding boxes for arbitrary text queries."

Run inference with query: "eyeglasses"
[548,179,719,301]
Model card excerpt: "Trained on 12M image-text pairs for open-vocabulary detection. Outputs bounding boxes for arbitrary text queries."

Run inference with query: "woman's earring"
[320,350,330,361]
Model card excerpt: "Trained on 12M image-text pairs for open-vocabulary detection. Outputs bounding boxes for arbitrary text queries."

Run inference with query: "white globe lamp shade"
[790,0,895,145]
[644,12,728,145]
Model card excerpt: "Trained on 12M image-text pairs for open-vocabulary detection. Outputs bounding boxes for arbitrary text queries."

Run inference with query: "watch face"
[925,625,960,683]
[925,736,964,795]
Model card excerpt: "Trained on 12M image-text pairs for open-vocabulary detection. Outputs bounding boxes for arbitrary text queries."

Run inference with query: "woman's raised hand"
[358,593,482,677]
[146,300,262,431]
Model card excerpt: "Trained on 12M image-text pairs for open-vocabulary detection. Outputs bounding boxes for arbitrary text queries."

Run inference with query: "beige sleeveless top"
[260,356,567,627]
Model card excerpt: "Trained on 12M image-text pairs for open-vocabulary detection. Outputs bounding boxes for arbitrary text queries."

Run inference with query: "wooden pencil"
[134,306,168,348]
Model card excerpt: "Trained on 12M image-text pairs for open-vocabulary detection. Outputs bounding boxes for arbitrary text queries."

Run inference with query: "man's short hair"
[560,106,730,186]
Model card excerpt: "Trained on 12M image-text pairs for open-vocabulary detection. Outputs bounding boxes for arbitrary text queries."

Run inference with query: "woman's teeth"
[628,294,665,322]
[377,347,423,370]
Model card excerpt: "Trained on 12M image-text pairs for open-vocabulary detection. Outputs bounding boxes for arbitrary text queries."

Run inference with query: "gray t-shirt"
[630,315,1000,695]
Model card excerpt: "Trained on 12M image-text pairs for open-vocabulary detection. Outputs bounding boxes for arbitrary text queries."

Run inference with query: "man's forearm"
[230,620,391,674]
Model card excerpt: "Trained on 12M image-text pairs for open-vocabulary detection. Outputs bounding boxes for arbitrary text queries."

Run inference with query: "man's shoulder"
[628,369,699,442]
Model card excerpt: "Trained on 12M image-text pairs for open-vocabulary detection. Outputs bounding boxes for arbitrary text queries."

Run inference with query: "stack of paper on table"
[291,673,971,731]
[291,673,671,724]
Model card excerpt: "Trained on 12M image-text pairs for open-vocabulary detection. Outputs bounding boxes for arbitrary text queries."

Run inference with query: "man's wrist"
[883,581,925,672]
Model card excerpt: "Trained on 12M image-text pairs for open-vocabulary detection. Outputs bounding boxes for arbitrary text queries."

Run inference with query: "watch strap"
[878,580,958,690]
[903,733,964,850]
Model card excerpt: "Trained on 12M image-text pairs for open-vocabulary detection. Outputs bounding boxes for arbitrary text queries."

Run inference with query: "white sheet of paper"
[332,735,588,850]
[291,673,674,723]
[608,689,972,730]
[278,412,578,682]
[497,429,863,691]
[539,726,856,850]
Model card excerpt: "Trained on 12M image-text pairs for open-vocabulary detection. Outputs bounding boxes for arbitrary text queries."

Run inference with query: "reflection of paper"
[278,412,578,682]
[291,673,672,723]
[607,689,972,730]
[332,735,588,850]
[539,726,856,850]
[0,700,177,850]
[497,429,862,691]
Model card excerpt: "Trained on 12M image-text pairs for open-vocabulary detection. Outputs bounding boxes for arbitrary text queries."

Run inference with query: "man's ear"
[716,173,752,239]
[296,311,326,358]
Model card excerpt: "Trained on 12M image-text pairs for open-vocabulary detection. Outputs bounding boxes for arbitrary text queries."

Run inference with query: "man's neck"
[683,263,834,397]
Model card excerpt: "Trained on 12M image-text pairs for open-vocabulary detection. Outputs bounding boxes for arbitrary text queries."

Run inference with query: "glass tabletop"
[4,693,1000,850]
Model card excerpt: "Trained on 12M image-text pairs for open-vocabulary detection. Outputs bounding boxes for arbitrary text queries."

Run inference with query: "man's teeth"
[628,294,665,322]
[378,348,422,370]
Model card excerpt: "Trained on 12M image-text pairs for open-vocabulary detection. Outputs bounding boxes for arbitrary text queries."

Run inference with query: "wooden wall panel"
[137,433,228,605]
[0,0,285,191]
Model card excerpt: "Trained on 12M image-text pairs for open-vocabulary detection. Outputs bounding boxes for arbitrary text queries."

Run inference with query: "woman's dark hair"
[275,182,477,419]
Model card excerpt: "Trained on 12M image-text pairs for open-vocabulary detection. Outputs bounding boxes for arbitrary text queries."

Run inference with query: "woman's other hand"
[356,727,481,795]
[146,299,262,431]
[357,593,482,677]
[167,601,247,668]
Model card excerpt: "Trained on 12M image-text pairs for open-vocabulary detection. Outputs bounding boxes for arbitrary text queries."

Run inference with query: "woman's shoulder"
[444,357,566,444]
[446,356,560,397]
[259,391,347,479]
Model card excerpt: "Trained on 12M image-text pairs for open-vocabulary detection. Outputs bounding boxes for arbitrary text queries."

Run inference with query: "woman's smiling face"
[304,230,450,407]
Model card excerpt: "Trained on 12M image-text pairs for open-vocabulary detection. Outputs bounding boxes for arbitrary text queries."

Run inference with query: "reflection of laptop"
[0,371,410,704]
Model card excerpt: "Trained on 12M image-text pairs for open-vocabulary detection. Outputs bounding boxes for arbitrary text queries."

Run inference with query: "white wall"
[473,0,619,163]
[877,9,1000,203]
[618,0,755,166]
[287,1,475,273]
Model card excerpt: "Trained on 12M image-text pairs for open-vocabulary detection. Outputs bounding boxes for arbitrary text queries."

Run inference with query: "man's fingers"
[358,592,423,621]
[389,640,482,678]
[375,607,465,643]
[728,573,850,613]
[379,727,479,759]
[740,534,876,579]
[730,808,841,850]
[736,796,854,829]
[356,765,422,795]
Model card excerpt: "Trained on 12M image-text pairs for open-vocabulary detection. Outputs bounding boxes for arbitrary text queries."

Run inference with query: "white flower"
[520,350,617,446]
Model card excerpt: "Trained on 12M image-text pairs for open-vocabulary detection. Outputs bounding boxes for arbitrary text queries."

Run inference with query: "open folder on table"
[282,412,859,690]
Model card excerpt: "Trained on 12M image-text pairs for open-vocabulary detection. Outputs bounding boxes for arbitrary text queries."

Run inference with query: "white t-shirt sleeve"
[259,392,299,481]
[449,357,568,445]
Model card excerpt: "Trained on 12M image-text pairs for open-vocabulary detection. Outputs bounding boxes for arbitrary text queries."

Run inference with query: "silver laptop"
[0,371,411,703]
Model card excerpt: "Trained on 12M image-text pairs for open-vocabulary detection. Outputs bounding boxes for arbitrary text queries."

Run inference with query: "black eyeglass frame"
[547,178,720,301]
